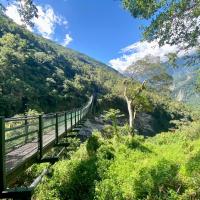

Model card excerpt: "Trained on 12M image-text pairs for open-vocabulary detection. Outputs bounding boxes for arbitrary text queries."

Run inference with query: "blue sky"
[36,0,148,63]
[4,1,147,61]
[4,0,187,71]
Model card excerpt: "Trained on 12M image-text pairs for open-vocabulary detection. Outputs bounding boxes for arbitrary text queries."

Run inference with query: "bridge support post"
[74,110,76,127]
[0,117,6,192]
[70,112,73,131]
[77,110,79,124]
[24,115,29,144]
[76,110,78,125]
[55,113,59,145]
[64,112,67,133]
[78,110,79,124]
[38,115,43,160]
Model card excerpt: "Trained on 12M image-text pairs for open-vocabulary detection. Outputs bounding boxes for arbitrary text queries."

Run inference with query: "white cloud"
[32,5,61,39]
[5,4,21,24]
[63,20,68,25]
[5,3,69,39]
[62,34,73,47]
[109,40,197,71]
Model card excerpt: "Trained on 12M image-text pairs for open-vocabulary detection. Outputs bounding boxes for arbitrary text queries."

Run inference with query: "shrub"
[34,121,200,200]
[86,131,103,157]
[133,159,182,199]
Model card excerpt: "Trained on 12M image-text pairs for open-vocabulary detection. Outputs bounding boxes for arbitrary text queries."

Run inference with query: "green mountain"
[0,15,123,117]
[124,55,173,94]
[170,66,200,106]
[124,55,200,107]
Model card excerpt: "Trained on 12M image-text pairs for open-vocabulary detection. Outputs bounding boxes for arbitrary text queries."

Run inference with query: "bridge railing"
[4,96,92,153]
[0,95,93,191]
[5,116,39,154]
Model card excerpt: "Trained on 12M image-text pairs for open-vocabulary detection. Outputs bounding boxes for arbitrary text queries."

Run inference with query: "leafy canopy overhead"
[122,0,200,49]
[0,0,38,27]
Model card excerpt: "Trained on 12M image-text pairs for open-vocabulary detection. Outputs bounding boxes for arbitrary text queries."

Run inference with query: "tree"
[1,0,38,27]
[103,109,124,135]
[123,80,152,133]
[122,0,200,50]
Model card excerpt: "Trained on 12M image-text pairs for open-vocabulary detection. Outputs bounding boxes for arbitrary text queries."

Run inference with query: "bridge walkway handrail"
[0,95,93,191]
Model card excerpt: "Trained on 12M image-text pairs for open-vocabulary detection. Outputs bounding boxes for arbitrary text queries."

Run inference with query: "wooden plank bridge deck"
[0,96,93,195]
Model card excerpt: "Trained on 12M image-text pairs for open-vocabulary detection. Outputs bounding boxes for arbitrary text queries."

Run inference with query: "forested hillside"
[0,14,123,117]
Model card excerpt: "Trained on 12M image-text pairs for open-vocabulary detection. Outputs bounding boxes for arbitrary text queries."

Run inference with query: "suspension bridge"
[0,96,93,199]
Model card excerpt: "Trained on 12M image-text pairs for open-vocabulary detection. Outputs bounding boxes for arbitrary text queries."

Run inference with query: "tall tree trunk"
[127,99,133,128]
[123,80,147,135]
[124,87,134,134]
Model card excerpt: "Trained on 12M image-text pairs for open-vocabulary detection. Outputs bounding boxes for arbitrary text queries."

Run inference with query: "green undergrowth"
[34,121,200,200]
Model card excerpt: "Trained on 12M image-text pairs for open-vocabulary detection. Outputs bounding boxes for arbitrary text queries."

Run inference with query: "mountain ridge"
[123,55,200,106]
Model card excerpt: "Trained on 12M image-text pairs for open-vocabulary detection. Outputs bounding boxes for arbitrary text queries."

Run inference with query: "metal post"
[64,112,67,133]
[77,110,79,124]
[75,110,77,127]
[38,115,43,160]
[77,110,78,125]
[55,113,59,145]
[24,115,28,143]
[0,117,6,191]
[70,112,73,131]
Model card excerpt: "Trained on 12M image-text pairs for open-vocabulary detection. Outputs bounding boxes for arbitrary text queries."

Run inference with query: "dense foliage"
[33,120,200,200]
[121,0,200,51]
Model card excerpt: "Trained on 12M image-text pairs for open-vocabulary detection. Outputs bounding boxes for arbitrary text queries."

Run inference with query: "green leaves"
[86,132,102,157]
[31,119,200,200]
[103,109,124,122]
[122,0,200,51]
[1,0,38,27]
[122,0,162,19]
